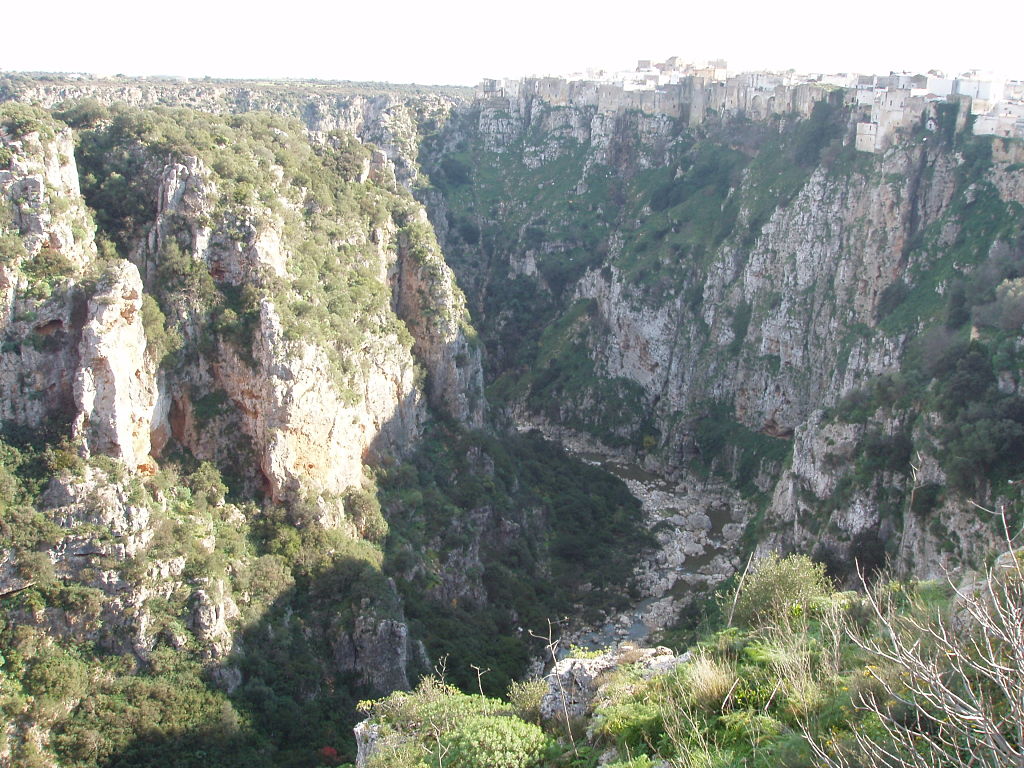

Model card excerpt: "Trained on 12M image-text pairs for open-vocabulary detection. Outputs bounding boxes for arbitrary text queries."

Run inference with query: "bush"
[604,758,657,768]
[187,461,228,510]
[54,98,110,129]
[345,488,388,543]
[0,103,58,140]
[507,678,548,725]
[731,553,832,629]
[22,247,75,284]
[363,678,528,768]
[0,231,28,264]
[594,701,663,751]
[141,294,181,364]
[16,550,55,586]
[439,714,550,768]
[23,646,90,704]
[808,538,1024,768]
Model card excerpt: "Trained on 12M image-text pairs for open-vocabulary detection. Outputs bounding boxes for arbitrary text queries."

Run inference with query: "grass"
[357,554,998,768]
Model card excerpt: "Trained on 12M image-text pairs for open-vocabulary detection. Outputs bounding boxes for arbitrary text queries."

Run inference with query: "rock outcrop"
[128,154,440,502]
[74,260,163,472]
[215,296,425,503]
[334,609,419,694]
[540,645,689,721]
[0,124,96,274]
[0,121,97,431]
[394,212,485,427]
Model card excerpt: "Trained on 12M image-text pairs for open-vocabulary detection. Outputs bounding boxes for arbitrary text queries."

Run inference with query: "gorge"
[0,69,1022,767]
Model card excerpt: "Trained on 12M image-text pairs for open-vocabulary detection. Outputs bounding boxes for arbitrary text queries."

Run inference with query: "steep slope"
[419,87,1024,592]
[3,71,1024,767]
[0,100,454,767]
[0,96,653,767]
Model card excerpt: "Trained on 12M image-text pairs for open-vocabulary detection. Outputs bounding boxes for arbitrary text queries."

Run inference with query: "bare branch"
[807,505,1024,768]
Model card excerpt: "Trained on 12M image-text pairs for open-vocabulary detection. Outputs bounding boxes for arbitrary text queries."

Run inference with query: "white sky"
[3,0,1022,85]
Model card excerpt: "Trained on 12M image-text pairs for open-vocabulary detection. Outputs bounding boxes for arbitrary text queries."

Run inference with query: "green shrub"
[507,678,548,725]
[0,231,28,264]
[362,678,539,768]
[187,461,228,510]
[910,483,944,516]
[345,488,389,543]
[22,645,90,704]
[15,550,55,586]
[729,300,752,354]
[0,103,58,140]
[718,710,782,747]
[731,553,832,629]
[141,293,182,364]
[594,701,663,751]
[21,247,75,287]
[54,98,110,129]
[438,714,549,768]
[605,758,657,768]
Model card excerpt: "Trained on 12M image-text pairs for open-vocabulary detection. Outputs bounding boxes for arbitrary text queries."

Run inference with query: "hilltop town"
[478,58,1024,152]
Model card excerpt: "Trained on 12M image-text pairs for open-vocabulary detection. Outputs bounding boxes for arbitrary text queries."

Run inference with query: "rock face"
[4,82,1019,588]
[354,720,380,768]
[334,610,417,694]
[542,141,953,451]
[213,296,425,503]
[0,123,97,431]
[394,212,485,428]
[189,580,240,660]
[422,86,1024,579]
[132,154,485,503]
[0,125,96,273]
[42,465,153,557]
[6,466,156,655]
[540,645,689,721]
[74,260,162,472]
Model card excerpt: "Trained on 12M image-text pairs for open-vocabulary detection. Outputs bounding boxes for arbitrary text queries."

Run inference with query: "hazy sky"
[3,0,1022,85]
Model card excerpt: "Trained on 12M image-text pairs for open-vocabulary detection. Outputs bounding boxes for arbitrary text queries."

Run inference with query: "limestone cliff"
[0,117,96,433]
[74,260,163,473]
[1,74,1023,767]
[393,211,485,427]
[118,132,479,504]
[419,88,1024,583]
[0,98,491,766]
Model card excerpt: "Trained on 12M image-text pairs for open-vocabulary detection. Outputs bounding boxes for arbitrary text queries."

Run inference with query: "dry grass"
[506,677,548,725]
[679,651,739,712]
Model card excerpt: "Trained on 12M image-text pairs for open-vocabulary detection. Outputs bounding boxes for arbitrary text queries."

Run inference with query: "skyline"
[3,0,1023,87]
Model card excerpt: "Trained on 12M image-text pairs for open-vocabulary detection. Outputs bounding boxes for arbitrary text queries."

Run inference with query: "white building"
[925,76,955,97]
[955,77,1005,113]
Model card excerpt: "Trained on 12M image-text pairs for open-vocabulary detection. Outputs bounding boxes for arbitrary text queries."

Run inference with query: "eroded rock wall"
[423,89,1024,579]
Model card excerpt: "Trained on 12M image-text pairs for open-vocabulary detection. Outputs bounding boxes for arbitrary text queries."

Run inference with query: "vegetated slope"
[2,72,1024,768]
[358,550,1024,768]
[0,72,470,187]
[419,91,1024,583]
[0,100,651,767]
